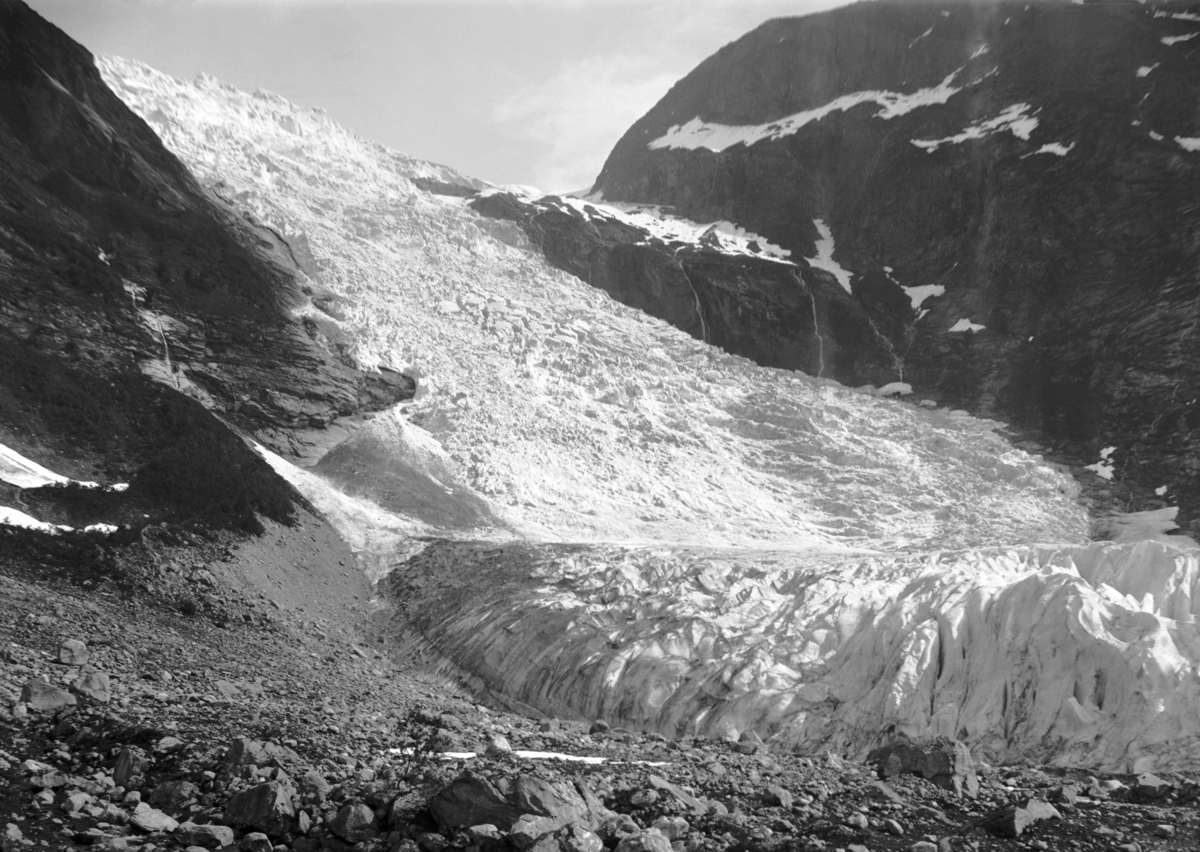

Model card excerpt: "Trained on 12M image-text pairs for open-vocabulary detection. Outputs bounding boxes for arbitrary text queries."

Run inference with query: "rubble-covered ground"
[3,537,1198,852]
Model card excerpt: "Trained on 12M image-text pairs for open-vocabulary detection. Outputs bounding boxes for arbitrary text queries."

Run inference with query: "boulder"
[765,784,792,809]
[485,733,513,756]
[19,679,76,712]
[239,832,272,852]
[220,738,300,770]
[148,780,199,810]
[429,772,521,831]
[113,747,149,789]
[130,802,179,834]
[647,774,708,814]
[614,830,673,852]
[223,781,296,836]
[980,799,1062,838]
[1133,772,1172,801]
[328,802,378,842]
[867,736,979,797]
[70,671,111,703]
[296,768,332,802]
[176,822,235,849]
[58,639,89,666]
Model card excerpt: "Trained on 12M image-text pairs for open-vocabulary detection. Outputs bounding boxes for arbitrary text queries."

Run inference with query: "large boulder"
[58,639,89,666]
[223,781,296,836]
[867,736,979,797]
[430,771,612,843]
[70,671,111,703]
[980,799,1062,838]
[329,802,378,843]
[19,679,76,713]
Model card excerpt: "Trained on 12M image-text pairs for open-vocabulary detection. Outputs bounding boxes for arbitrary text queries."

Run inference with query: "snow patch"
[1156,10,1200,21]
[903,284,945,310]
[912,103,1038,152]
[970,44,990,59]
[1175,136,1200,151]
[1024,142,1075,157]
[1150,131,1165,141]
[1137,64,1159,77]
[875,382,913,397]
[650,68,966,153]
[1162,32,1200,46]
[909,26,933,48]
[1157,485,1169,496]
[1084,446,1116,480]
[948,318,985,333]
[804,219,853,293]
[550,196,792,261]
[0,506,71,534]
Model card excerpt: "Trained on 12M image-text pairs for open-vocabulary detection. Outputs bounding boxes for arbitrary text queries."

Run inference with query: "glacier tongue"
[96,54,1200,769]
[388,538,1200,772]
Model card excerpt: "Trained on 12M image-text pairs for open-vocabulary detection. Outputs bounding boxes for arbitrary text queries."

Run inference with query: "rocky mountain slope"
[545,0,1200,537]
[0,0,412,541]
[87,34,1200,777]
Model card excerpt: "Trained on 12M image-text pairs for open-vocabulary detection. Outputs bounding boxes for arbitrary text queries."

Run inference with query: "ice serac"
[99,51,1200,770]
[590,0,1200,537]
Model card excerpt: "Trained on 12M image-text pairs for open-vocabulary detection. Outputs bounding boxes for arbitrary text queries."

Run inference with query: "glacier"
[97,55,1200,771]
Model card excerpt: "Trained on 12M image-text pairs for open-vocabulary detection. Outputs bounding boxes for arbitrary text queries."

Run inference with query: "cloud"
[491,54,677,193]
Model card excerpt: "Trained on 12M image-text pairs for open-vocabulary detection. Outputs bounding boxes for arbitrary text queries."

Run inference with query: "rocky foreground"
[3,542,1199,852]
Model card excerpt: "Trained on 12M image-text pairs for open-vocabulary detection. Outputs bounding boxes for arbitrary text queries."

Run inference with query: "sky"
[26,0,852,193]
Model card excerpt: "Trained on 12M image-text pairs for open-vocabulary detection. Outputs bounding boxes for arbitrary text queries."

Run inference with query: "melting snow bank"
[387,537,1200,772]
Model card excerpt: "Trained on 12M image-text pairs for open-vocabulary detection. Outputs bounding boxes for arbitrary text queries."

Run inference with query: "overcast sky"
[27,0,852,192]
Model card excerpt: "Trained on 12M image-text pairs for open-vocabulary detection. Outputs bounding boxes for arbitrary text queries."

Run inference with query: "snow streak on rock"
[99,55,1200,770]
[911,104,1039,152]
[648,69,965,153]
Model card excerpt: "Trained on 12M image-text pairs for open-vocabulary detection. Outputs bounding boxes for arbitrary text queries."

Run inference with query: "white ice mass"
[99,55,1200,770]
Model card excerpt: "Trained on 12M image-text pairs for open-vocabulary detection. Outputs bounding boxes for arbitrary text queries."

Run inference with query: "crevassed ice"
[393,537,1200,772]
[98,53,1083,554]
[649,68,965,153]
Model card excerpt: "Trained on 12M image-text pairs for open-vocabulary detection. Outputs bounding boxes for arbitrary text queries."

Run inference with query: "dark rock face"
[580,0,1200,533]
[469,192,899,384]
[0,0,412,530]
